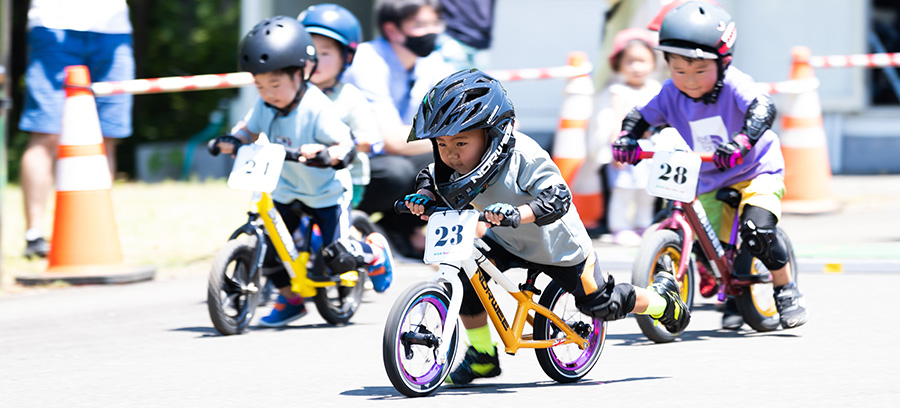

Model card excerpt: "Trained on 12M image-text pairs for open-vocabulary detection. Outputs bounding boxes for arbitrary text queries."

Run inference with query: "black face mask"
[404,33,437,57]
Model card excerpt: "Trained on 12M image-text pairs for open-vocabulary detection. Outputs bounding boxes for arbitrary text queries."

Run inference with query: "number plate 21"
[646,151,701,202]
[227,143,286,193]
[424,210,480,264]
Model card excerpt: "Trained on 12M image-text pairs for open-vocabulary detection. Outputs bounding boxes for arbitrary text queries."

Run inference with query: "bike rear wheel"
[736,227,797,332]
[383,282,459,397]
[534,280,606,382]
[207,236,261,335]
[313,271,365,325]
[632,229,695,343]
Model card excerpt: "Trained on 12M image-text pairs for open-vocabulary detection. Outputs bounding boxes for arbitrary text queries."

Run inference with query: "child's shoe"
[721,296,744,330]
[24,237,50,259]
[445,345,501,385]
[649,272,691,334]
[258,295,307,327]
[774,282,807,329]
[364,232,394,293]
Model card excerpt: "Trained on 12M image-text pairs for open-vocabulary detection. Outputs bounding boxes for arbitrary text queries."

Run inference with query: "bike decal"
[692,200,726,258]
[476,269,510,331]
[268,208,300,262]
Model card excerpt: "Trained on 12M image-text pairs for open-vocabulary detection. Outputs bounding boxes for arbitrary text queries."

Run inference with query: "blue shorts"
[18,27,134,138]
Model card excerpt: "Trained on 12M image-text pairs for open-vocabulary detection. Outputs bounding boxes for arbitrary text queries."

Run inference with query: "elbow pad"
[741,95,777,145]
[528,184,572,226]
[620,108,651,139]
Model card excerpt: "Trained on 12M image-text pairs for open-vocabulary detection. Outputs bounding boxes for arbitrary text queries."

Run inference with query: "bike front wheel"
[632,229,695,343]
[207,236,261,335]
[534,280,606,383]
[383,282,459,397]
[313,271,365,325]
[736,227,798,332]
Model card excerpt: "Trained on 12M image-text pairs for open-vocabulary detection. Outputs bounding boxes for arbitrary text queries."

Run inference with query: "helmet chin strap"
[264,63,316,116]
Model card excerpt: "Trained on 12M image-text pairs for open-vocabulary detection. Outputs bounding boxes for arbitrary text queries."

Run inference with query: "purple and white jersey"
[637,65,784,195]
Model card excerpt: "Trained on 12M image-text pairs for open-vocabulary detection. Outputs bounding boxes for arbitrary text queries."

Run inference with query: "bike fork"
[428,261,467,365]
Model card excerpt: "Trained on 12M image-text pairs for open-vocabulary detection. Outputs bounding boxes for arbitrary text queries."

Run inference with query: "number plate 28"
[227,143,286,193]
[646,151,701,202]
[424,210,480,264]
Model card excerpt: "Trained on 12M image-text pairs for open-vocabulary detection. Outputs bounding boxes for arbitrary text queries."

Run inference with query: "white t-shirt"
[28,0,132,34]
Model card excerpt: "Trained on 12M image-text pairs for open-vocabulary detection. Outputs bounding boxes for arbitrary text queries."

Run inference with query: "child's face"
[667,55,718,99]
[254,70,302,109]
[310,34,345,89]
[435,129,487,175]
[620,44,655,87]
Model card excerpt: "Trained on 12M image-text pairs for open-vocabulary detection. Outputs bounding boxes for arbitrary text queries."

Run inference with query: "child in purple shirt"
[612,1,807,330]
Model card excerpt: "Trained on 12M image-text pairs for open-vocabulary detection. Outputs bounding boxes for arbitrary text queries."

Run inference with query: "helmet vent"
[259,54,269,63]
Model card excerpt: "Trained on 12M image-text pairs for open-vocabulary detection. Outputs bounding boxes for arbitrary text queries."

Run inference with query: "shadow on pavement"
[341,376,667,399]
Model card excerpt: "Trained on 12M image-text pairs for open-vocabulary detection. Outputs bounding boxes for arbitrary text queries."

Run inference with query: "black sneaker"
[445,345,501,385]
[649,272,691,334]
[721,296,744,330]
[25,237,50,259]
[774,283,807,329]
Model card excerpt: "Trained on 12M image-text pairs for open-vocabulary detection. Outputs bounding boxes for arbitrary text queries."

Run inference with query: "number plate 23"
[227,143,286,193]
[646,151,701,202]
[424,210,480,264]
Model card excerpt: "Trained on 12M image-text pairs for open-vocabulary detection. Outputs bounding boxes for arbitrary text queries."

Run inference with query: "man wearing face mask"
[344,0,453,259]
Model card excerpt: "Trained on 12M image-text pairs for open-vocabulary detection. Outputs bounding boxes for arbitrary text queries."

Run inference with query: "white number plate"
[646,151,701,202]
[423,210,480,264]
[227,143,286,192]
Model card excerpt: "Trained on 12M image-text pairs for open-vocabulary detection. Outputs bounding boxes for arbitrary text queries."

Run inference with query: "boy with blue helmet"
[299,3,394,293]
[405,69,690,385]
[613,1,807,330]
[210,16,393,327]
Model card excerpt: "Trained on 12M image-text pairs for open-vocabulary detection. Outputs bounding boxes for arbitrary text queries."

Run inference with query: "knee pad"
[322,239,365,274]
[576,280,637,322]
[740,220,788,270]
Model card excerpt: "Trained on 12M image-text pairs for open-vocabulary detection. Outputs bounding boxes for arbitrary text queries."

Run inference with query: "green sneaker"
[649,272,691,334]
[445,345,501,385]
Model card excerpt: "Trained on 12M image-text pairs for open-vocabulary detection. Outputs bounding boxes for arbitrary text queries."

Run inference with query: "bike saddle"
[715,187,742,209]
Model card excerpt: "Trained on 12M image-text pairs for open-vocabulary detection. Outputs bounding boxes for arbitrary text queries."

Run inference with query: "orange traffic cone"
[779,47,838,214]
[551,52,601,227]
[16,65,155,285]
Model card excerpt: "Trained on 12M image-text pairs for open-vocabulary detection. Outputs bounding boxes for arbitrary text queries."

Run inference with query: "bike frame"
[429,239,591,364]
[238,191,358,299]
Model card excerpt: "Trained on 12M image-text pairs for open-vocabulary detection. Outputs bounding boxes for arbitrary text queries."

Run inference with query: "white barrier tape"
[91,64,594,96]
[755,77,820,95]
[56,156,113,191]
[809,52,900,68]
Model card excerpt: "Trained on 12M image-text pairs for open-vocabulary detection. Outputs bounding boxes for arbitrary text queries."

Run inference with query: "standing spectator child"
[209,17,393,328]
[18,0,134,258]
[597,28,662,246]
[613,1,808,330]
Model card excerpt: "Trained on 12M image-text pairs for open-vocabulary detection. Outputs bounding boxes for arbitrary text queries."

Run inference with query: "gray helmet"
[239,16,318,75]
[656,1,736,60]
[409,68,516,209]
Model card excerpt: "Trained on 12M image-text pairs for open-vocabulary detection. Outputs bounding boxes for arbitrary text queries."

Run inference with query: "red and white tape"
[809,52,900,69]
[91,62,594,97]
[755,77,820,95]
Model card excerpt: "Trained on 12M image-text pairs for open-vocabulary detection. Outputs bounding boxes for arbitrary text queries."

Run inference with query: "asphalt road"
[1,258,898,408]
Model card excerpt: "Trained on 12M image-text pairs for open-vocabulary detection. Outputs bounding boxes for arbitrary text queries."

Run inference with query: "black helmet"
[409,68,516,210]
[239,16,318,76]
[656,1,736,60]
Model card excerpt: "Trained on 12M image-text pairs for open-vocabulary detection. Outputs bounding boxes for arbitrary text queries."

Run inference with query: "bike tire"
[534,280,606,383]
[313,271,365,325]
[631,229,695,343]
[736,227,797,332]
[383,282,459,397]
[207,236,261,335]
[351,209,385,238]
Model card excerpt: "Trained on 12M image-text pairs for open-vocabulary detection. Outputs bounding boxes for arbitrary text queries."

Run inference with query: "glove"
[303,148,332,168]
[713,134,752,170]
[207,135,243,156]
[404,193,434,208]
[485,203,521,228]
[612,132,642,165]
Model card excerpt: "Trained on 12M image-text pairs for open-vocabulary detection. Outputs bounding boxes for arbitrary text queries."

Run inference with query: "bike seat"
[715,188,742,209]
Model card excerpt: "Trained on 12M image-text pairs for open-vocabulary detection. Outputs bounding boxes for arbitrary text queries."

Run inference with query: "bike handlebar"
[393,200,517,227]
[638,150,742,165]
